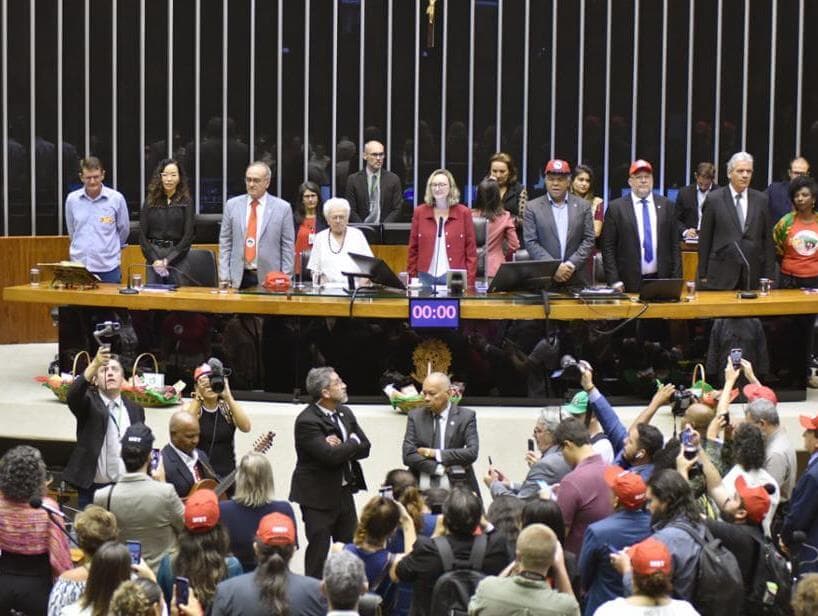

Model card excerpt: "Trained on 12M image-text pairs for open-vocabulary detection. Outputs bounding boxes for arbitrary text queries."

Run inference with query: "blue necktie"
[641,198,654,264]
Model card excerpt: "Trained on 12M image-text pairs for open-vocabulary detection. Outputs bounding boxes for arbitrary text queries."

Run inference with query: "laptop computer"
[488,260,561,293]
[346,253,406,290]
[639,278,685,302]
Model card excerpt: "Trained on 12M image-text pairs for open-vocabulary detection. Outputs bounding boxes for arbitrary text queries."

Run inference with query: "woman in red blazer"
[407,168,477,287]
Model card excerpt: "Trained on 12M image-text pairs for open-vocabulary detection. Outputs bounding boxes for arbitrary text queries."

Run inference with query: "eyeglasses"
[430,183,449,189]
[367,152,385,158]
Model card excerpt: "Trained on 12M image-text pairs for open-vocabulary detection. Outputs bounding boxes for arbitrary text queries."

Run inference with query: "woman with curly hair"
[331,496,416,614]
[138,157,194,283]
[109,578,163,616]
[157,490,241,609]
[47,505,118,616]
[0,445,72,615]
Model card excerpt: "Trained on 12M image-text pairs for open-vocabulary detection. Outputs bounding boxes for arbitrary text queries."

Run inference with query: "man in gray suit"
[219,161,295,289]
[402,372,480,497]
[523,159,595,288]
[484,407,570,500]
[93,423,185,573]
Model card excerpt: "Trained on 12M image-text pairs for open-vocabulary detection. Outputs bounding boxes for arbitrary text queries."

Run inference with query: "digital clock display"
[408,298,460,329]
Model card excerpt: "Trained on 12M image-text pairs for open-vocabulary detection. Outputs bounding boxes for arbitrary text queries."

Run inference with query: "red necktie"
[245,199,259,265]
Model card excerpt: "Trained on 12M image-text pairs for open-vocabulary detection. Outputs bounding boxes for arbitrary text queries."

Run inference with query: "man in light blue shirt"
[65,157,130,283]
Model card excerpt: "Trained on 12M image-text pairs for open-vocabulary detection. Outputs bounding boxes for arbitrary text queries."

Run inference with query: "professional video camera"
[206,357,231,394]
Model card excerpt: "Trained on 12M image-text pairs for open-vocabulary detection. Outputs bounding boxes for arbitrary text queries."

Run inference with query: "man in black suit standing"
[602,159,681,292]
[402,372,480,497]
[345,140,405,223]
[698,151,776,290]
[675,161,716,239]
[161,410,219,499]
[65,345,145,508]
[290,367,371,579]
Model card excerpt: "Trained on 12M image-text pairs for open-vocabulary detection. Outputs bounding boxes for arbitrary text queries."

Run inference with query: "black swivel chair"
[472,216,488,279]
[175,248,218,287]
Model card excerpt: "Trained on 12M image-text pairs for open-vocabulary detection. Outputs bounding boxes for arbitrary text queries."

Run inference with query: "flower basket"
[34,351,90,403]
[121,353,181,407]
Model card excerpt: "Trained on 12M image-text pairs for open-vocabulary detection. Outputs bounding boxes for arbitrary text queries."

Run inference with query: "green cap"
[562,391,588,415]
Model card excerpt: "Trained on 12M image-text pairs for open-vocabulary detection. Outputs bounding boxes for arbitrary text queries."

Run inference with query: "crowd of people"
[2,351,818,615]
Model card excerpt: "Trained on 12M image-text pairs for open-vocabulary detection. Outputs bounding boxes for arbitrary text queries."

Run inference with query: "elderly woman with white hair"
[307,197,374,286]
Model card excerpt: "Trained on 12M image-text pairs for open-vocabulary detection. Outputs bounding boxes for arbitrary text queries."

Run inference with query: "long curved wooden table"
[5,284,818,320]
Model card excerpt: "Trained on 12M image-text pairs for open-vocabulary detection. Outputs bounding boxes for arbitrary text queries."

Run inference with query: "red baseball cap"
[735,476,771,524]
[628,537,672,575]
[194,363,212,381]
[629,159,653,175]
[743,384,778,404]
[799,414,818,431]
[257,512,296,546]
[184,489,220,532]
[604,466,647,510]
[544,159,571,175]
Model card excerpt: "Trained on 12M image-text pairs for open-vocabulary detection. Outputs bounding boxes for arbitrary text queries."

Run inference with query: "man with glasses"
[523,159,595,288]
[483,407,570,500]
[65,156,130,283]
[344,140,405,223]
[767,156,811,224]
[219,161,294,289]
[601,159,681,293]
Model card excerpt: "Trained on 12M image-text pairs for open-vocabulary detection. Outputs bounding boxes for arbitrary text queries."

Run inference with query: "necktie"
[641,198,654,264]
[369,173,378,200]
[244,199,259,265]
[735,193,745,230]
[331,412,345,441]
[432,414,443,451]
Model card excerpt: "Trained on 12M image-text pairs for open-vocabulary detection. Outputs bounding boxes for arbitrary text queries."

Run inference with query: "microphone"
[431,216,444,296]
[119,263,206,294]
[30,495,66,518]
[732,240,757,299]
[793,531,807,545]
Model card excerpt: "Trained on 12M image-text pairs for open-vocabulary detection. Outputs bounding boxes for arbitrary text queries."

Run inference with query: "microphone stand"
[119,262,148,295]
[431,215,444,297]
[733,240,757,299]
[30,499,80,548]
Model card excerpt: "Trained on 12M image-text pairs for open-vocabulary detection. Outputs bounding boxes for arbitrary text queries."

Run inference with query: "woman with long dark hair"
[472,178,520,278]
[292,181,323,275]
[487,152,525,217]
[570,163,605,238]
[210,513,324,616]
[138,157,194,283]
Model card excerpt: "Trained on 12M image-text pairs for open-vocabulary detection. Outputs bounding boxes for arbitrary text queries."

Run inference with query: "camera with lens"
[671,385,694,417]
[556,355,583,382]
[206,357,231,394]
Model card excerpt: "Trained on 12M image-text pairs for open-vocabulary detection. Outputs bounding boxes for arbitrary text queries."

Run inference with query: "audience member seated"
[307,197,374,286]
[579,467,652,615]
[219,452,298,572]
[48,505,118,616]
[0,445,72,616]
[468,524,579,616]
[321,550,369,614]
[550,418,613,555]
[394,488,511,616]
[109,578,164,616]
[484,408,570,500]
[602,537,699,615]
[485,496,525,559]
[94,424,185,573]
[210,513,325,616]
[157,489,242,609]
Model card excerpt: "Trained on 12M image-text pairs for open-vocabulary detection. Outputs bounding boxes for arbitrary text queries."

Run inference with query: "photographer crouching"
[184,359,252,493]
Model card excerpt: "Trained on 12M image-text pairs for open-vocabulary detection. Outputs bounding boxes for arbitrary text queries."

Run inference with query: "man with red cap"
[579,466,653,616]
[781,413,818,574]
[601,159,681,292]
[523,159,595,288]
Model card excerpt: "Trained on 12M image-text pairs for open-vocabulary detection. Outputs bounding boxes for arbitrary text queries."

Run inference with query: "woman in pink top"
[472,177,520,278]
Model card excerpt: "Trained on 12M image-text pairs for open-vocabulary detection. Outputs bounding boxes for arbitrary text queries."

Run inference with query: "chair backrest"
[512,248,530,262]
[299,249,312,279]
[472,216,488,278]
[178,249,218,287]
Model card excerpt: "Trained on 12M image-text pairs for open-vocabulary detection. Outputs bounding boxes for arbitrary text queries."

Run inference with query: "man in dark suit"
[698,151,776,290]
[161,410,219,499]
[402,372,480,496]
[289,367,371,579]
[523,159,595,288]
[602,159,681,292]
[675,161,716,239]
[345,140,405,223]
[65,345,145,508]
[767,156,811,224]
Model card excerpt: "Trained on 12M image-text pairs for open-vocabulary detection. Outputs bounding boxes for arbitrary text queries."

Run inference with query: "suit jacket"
[64,374,145,489]
[601,195,681,292]
[218,192,295,287]
[345,169,404,223]
[289,403,371,510]
[697,186,776,290]
[522,193,595,287]
[161,444,218,499]
[675,183,708,232]
[93,472,185,573]
[782,457,818,574]
[489,446,571,500]
[402,404,480,496]
[407,203,478,286]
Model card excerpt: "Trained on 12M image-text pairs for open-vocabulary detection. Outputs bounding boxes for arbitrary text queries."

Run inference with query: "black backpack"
[429,534,488,616]
[744,533,794,615]
[674,522,744,616]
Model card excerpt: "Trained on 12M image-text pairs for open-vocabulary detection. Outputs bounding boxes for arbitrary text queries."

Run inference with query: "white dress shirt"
[631,193,658,275]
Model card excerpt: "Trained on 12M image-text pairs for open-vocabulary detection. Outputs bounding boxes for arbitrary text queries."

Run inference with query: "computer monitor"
[488,260,561,293]
[639,278,684,302]
[346,253,406,290]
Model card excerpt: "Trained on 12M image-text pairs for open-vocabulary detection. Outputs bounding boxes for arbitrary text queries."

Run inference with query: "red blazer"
[407,203,477,286]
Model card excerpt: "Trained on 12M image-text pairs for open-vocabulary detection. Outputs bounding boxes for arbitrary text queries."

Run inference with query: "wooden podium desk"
[5,284,818,321]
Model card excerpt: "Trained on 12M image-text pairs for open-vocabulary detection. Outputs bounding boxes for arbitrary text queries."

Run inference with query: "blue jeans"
[94,266,122,284]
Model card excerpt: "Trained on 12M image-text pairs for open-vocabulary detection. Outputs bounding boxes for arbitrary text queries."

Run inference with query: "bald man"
[402,372,480,496]
[344,140,405,223]
[161,410,220,498]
